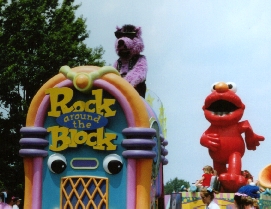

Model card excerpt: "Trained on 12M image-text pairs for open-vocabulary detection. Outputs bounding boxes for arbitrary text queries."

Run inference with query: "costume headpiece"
[235,185,260,199]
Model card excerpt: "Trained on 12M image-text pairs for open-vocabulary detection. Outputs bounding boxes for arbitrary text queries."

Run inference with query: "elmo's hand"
[200,133,220,151]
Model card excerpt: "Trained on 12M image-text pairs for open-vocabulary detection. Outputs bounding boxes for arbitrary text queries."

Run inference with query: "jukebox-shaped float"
[19,65,168,209]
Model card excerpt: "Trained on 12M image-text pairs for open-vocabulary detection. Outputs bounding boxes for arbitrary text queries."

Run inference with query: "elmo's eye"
[103,154,123,174]
[47,153,67,174]
[211,82,219,92]
[226,82,237,93]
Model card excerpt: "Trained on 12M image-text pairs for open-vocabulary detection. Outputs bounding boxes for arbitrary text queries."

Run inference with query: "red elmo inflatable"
[200,82,264,192]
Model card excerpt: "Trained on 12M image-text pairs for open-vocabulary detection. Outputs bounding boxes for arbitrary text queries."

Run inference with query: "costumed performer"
[113,24,148,98]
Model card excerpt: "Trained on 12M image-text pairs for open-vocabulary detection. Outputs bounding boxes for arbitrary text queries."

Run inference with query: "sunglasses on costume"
[114,31,137,39]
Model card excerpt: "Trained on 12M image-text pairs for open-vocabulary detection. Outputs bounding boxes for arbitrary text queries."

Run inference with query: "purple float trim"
[71,159,98,168]
[161,148,168,156]
[127,159,136,208]
[19,149,48,157]
[35,94,51,127]
[162,158,169,165]
[141,100,169,170]
[160,134,164,142]
[162,140,168,146]
[122,139,156,148]
[94,80,135,127]
[20,138,49,147]
[156,164,163,197]
[122,150,156,159]
[122,127,156,137]
[20,127,47,136]
[32,157,43,209]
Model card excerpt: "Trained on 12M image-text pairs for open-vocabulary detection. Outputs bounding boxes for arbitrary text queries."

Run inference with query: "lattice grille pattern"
[61,176,108,209]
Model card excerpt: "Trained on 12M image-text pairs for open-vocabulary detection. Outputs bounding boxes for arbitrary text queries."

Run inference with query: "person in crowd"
[241,170,254,185]
[196,165,214,189]
[200,187,220,209]
[234,184,260,209]
[0,191,13,209]
[210,169,220,191]
[241,170,265,193]
[252,198,259,209]
[11,197,21,209]
[0,192,6,204]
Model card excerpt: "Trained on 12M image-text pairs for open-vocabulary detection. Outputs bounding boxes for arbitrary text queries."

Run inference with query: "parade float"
[19,65,168,209]
[18,65,271,209]
[17,22,271,209]
[165,82,271,209]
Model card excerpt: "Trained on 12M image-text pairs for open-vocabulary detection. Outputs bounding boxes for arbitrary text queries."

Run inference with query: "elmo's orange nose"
[214,82,228,93]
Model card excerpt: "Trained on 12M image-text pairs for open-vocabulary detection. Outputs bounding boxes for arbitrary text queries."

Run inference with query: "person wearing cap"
[200,187,220,209]
[11,197,21,209]
[234,185,260,209]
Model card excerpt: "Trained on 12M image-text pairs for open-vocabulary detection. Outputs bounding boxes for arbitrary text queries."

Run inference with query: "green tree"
[164,177,190,194]
[0,0,105,197]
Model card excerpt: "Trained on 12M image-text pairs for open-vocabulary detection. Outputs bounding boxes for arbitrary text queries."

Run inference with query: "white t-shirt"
[12,205,19,209]
[206,200,220,209]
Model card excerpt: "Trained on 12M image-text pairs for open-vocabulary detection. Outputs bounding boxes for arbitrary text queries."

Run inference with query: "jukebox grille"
[61,176,108,209]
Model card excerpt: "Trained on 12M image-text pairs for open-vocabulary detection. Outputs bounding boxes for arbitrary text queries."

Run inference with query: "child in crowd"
[241,170,254,185]
[241,169,267,193]
[196,165,214,189]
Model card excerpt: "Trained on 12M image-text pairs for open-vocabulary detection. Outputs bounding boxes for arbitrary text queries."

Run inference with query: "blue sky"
[75,0,271,185]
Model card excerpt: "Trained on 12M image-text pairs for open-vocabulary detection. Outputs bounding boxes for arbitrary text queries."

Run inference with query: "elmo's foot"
[219,173,246,192]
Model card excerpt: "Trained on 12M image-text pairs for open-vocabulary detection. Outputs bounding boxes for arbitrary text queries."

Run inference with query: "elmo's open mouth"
[206,100,239,116]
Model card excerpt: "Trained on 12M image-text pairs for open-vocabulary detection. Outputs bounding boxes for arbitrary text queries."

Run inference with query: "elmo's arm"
[239,120,264,150]
[200,132,220,151]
